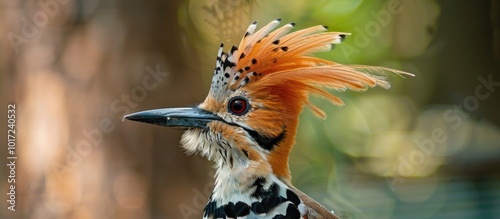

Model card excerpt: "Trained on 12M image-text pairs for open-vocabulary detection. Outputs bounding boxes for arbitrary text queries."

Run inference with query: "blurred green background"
[1,0,499,218]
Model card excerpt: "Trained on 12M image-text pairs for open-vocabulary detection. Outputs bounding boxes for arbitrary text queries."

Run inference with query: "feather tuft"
[208,19,413,118]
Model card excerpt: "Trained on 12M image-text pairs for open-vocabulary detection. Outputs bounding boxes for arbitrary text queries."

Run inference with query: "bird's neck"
[203,159,304,218]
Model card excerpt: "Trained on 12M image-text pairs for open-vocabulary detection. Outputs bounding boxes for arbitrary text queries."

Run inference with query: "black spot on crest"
[273,39,280,45]
[252,58,257,64]
[230,45,238,54]
[281,46,289,52]
[223,59,236,68]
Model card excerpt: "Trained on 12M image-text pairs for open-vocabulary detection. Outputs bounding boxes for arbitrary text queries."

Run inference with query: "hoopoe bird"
[125,19,411,219]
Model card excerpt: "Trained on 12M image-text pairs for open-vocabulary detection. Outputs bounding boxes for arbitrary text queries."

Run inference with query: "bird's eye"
[228,96,250,116]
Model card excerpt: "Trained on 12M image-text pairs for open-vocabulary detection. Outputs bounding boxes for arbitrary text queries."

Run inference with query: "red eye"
[228,97,250,116]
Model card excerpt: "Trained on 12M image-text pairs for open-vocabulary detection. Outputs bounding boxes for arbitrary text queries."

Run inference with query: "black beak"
[123,107,222,128]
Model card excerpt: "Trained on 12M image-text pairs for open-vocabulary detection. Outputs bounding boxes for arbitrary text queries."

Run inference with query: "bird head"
[125,19,410,187]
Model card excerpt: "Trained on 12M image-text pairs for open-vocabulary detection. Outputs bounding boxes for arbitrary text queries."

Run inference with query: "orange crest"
[208,18,411,119]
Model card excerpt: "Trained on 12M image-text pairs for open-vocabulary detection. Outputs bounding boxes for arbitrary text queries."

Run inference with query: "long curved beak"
[123,107,222,128]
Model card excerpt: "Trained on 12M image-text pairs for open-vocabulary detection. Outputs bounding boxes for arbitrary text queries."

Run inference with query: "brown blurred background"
[1,0,499,218]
